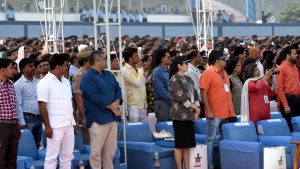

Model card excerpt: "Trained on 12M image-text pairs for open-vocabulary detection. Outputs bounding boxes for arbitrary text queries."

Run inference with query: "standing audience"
[37,54,76,169]
[122,47,147,123]
[276,45,300,131]
[80,51,122,169]
[169,56,201,169]
[0,58,19,169]
[241,63,274,124]
[200,50,236,169]
[15,58,41,148]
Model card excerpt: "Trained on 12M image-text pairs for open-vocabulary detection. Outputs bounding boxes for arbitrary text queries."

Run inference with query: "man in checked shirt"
[0,58,20,169]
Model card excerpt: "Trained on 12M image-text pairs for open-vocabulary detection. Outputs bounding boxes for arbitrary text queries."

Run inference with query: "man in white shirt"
[37,54,76,169]
[249,47,264,77]
[185,49,202,98]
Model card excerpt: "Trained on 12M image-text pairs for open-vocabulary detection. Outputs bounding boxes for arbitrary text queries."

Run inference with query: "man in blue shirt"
[151,48,172,122]
[80,51,122,169]
[6,5,15,21]
[14,58,41,148]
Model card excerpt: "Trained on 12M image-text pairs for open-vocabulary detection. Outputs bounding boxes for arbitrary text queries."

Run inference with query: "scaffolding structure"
[93,0,127,165]
[44,0,65,54]
[192,0,214,53]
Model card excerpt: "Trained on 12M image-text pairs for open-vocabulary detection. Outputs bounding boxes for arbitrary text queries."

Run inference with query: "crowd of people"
[0,34,299,169]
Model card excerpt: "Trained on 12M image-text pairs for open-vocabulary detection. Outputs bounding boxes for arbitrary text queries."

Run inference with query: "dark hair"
[243,63,257,81]
[277,46,292,64]
[34,60,41,68]
[187,49,198,60]
[88,51,102,66]
[263,51,275,71]
[123,47,138,63]
[49,54,69,70]
[0,58,13,69]
[141,54,150,63]
[225,57,239,75]
[233,46,245,56]
[208,49,223,65]
[169,56,187,78]
[19,58,33,73]
[42,54,51,62]
[152,48,169,68]
[110,53,117,62]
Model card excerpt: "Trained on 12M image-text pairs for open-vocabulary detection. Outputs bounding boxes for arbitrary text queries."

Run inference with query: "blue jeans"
[24,116,42,148]
[205,118,225,169]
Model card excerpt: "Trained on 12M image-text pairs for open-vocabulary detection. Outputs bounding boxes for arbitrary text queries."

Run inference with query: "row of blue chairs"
[17,128,123,169]
[118,112,300,169]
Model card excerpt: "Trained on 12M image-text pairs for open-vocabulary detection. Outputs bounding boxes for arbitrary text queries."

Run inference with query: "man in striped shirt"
[0,58,20,169]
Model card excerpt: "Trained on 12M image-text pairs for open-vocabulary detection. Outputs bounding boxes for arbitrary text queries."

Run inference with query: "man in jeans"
[15,58,41,148]
[122,47,147,122]
[80,51,122,169]
[200,50,236,169]
[0,58,20,169]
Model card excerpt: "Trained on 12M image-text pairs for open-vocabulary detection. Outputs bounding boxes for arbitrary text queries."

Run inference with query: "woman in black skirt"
[168,56,201,169]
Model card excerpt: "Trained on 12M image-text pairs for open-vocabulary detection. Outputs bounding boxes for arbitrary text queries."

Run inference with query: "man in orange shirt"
[200,49,236,169]
[276,45,300,131]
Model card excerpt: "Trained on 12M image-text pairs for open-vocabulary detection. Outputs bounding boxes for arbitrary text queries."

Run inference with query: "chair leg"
[293,145,300,169]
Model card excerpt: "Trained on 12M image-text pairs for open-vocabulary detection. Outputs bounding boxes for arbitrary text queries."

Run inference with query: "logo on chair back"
[194,153,202,167]
[278,156,283,166]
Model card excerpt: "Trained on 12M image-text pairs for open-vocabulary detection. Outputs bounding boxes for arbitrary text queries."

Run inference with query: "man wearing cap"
[200,49,236,169]
[72,51,91,127]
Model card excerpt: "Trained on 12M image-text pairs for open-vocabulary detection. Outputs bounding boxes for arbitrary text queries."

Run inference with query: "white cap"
[78,44,89,53]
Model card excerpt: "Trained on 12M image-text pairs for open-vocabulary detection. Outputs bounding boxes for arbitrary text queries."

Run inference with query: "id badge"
[224,84,230,93]
[263,95,269,104]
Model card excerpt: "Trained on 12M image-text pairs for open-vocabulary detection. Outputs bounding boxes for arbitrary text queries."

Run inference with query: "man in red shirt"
[276,45,300,131]
[0,58,20,169]
[200,49,236,169]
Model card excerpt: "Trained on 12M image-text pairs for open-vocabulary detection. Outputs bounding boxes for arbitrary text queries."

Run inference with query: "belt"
[24,112,40,119]
[286,94,300,98]
[0,119,18,124]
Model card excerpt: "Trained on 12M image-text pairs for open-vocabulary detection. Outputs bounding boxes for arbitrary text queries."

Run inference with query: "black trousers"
[280,95,300,132]
[0,123,20,169]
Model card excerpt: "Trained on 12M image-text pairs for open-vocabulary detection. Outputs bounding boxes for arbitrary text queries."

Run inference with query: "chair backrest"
[194,118,220,135]
[292,116,300,132]
[270,112,283,119]
[155,121,174,135]
[120,122,154,142]
[222,121,258,142]
[74,127,85,154]
[257,118,291,136]
[18,129,38,160]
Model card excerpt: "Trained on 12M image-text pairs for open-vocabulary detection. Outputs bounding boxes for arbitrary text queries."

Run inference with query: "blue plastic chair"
[220,121,293,169]
[118,122,176,169]
[18,129,46,169]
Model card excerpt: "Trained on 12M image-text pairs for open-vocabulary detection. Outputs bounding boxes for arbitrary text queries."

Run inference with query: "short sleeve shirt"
[72,68,86,95]
[200,65,236,118]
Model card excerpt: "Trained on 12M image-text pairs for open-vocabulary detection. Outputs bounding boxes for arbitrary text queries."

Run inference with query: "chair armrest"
[17,156,34,169]
[118,141,156,153]
[84,145,91,153]
[258,136,292,147]
[220,140,263,152]
[38,148,46,160]
[292,132,300,140]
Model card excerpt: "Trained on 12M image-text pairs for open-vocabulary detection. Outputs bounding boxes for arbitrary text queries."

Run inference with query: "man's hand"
[206,109,214,119]
[74,125,79,134]
[82,118,86,126]
[44,125,53,139]
[20,125,27,129]
[284,107,291,114]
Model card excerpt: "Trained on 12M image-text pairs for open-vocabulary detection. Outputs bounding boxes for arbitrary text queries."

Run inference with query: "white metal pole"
[93,0,98,50]
[105,0,111,70]
[61,0,65,53]
[203,0,207,52]
[209,0,214,49]
[52,0,58,53]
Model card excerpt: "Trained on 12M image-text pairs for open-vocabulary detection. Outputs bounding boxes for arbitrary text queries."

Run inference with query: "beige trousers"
[89,121,118,169]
